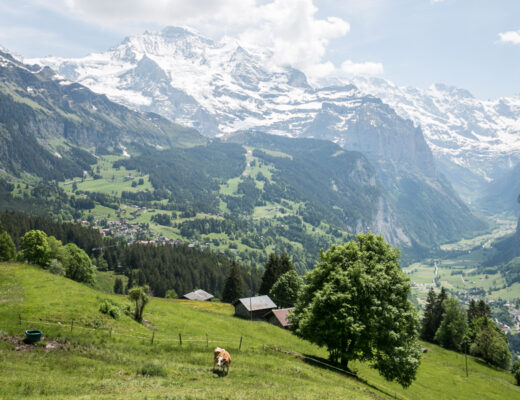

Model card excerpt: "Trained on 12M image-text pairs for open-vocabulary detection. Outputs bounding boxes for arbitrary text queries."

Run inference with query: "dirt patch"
[1,333,69,352]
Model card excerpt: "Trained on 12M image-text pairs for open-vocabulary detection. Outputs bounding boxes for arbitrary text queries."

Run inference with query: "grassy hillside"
[1,263,519,399]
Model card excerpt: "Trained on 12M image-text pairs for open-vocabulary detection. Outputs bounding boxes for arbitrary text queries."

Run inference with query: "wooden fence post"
[110,327,112,338]
[239,336,243,351]
[179,333,182,346]
[18,313,21,325]
[151,331,155,345]
[206,333,208,348]
[70,319,74,333]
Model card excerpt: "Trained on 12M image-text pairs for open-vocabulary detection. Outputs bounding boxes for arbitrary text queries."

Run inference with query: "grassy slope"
[1,263,519,400]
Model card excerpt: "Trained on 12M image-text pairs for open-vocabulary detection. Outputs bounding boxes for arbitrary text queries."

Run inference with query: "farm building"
[182,289,214,301]
[233,295,277,320]
[264,308,294,329]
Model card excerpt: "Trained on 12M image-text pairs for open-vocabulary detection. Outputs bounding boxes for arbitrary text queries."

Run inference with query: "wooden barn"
[264,307,294,329]
[233,295,277,320]
[182,289,214,301]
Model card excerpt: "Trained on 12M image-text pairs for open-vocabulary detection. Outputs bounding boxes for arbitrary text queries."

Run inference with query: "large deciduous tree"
[470,318,511,369]
[20,230,51,267]
[269,269,302,308]
[434,296,468,351]
[64,243,95,285]
[290,233,421,388]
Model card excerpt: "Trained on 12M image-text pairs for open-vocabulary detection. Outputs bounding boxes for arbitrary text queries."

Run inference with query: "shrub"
[99,299,121,320]
[165,289,178,299]
[48,259,66,276]
[137,361,167,377]
[513,361,520,386]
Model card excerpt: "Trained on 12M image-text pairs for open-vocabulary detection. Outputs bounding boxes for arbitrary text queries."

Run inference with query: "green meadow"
[1,263,519,399]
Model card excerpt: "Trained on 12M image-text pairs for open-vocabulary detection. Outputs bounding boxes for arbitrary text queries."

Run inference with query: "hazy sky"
[0,0,518,99]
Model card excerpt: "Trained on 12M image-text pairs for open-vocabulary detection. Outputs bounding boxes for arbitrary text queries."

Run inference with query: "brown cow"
[213,347,231,375]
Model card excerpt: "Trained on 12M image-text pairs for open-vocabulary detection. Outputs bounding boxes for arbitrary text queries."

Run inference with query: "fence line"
[12,317,243,348]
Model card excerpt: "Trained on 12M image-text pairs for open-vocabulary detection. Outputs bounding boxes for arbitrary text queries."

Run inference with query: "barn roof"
[265,307,294,327]
[234,295,277,311]
[182,289,214,301]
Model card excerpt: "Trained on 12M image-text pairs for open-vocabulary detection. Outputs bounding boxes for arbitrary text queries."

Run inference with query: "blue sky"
[0,0,518,99]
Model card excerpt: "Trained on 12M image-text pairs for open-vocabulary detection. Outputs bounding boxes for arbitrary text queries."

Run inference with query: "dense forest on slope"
[0,211,260,298]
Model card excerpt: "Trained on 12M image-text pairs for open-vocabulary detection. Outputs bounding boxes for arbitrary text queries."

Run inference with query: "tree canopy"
[290,233,421,388]
[269,269,302,308]
[434,296,468,351]
[64,243,95,285]
[20,230,51,267]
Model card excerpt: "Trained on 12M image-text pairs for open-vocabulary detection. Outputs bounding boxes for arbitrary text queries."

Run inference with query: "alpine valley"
[2,26,520,332]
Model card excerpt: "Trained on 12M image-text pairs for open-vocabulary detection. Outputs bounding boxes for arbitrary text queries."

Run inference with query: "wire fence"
[6,314,244,349]
[3,314,405,399]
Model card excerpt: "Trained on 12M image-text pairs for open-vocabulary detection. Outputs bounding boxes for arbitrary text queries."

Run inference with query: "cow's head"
[217,355,225,367]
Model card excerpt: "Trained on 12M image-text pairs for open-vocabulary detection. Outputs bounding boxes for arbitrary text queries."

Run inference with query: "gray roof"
[182,289,214,301]
[235,295,277,311]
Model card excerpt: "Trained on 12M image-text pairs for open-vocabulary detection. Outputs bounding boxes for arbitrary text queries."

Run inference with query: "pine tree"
[0,231,16,262]
[222,261,244,303]
[114,278,124,294]
[432,287,447,341]
[420,287,438,342]
[467,299,478,323]
[259,253,294,295]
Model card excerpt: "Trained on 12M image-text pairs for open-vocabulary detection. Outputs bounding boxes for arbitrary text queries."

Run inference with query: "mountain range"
[30,26,520,214]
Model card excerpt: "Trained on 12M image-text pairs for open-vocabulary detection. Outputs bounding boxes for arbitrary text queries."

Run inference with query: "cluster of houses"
[181,289,293,329]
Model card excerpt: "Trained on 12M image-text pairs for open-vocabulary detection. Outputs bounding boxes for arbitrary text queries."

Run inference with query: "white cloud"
[340,60,384,76]
[237,1,350,73]
[498,29,520,45]
[30,0,385,81]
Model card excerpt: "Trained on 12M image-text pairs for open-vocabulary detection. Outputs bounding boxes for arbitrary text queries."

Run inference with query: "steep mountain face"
[29,27,486,248]
[0,49,204,180]
[351,77,520,202]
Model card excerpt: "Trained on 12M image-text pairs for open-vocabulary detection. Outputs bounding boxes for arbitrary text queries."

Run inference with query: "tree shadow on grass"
[301,353,403,400]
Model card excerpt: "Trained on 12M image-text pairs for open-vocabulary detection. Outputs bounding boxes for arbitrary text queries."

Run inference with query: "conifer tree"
[259,253,293,295]
[431,287,447,341]
[420,287,438,342]
[114,277,124,294]
[222,261,244,303]
[0,231,16,262]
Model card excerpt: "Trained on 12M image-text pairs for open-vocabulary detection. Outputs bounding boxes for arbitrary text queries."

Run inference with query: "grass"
[1,263,519,399]
[93,270,128,294]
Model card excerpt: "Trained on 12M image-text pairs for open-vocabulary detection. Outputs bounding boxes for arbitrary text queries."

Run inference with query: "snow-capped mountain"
[31,27,437,175]
[24,27,490,247]
[351,77,520,193]
[31,27,520,205]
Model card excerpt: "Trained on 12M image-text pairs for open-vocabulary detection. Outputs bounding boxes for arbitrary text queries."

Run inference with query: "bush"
[165,289,178,299]
[513,361,520,386]
[99,299,121,320]
[137,361,167,377]
[48,259,66,276]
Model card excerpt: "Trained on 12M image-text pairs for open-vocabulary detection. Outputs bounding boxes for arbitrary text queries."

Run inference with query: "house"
[182,289,214,302]
[233,295,277,320]
[264,307,294,329]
